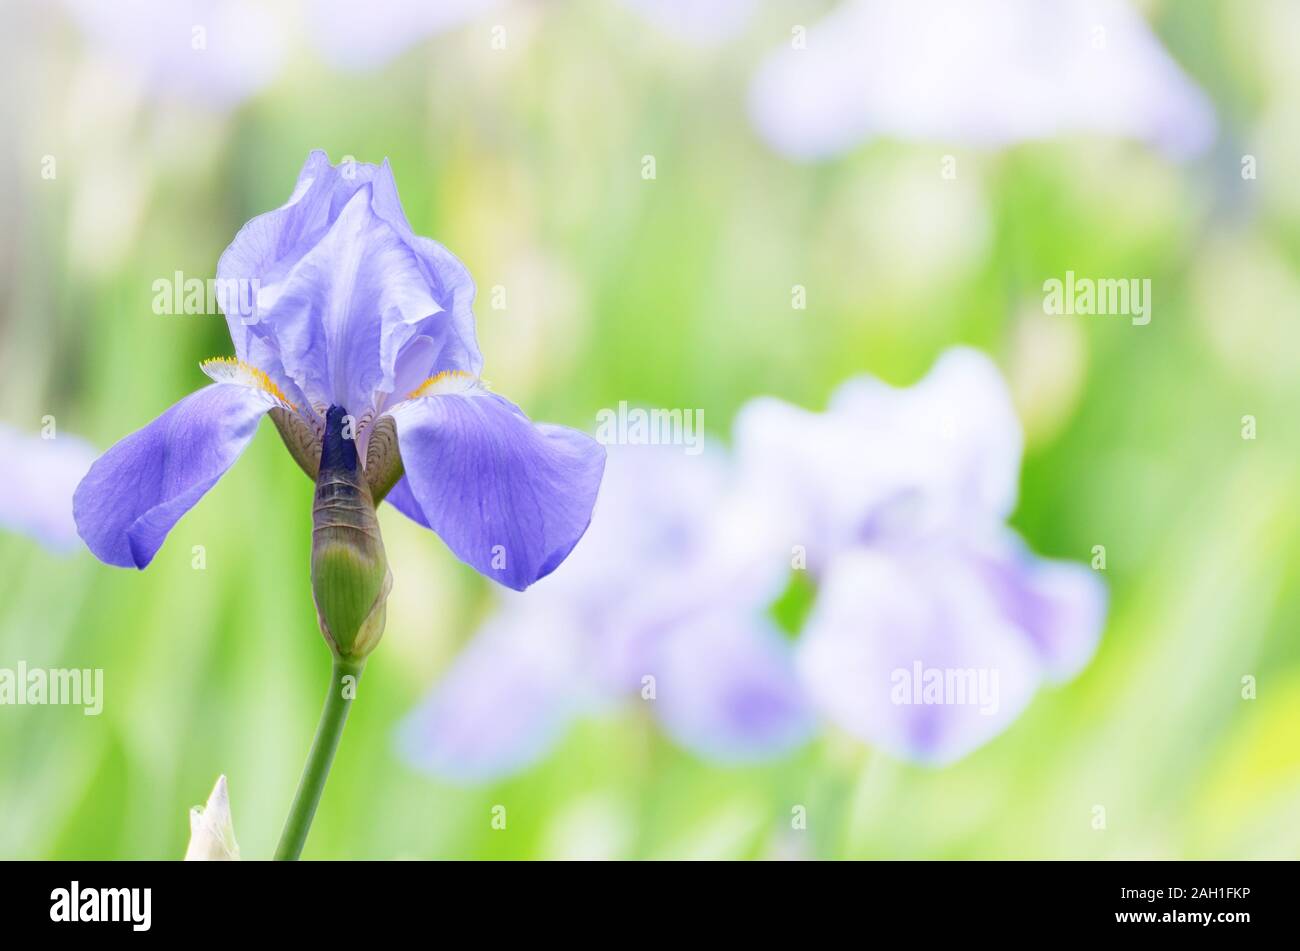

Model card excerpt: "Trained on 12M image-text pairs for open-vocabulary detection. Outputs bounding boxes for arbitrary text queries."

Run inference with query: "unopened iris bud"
[184,775,240,861]
[311,406,392,661]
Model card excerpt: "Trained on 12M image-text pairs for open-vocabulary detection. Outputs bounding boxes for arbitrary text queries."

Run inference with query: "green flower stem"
[274,658,365,860]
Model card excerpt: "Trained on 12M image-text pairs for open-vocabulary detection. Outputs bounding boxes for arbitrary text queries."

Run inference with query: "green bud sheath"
[311,406,392,661]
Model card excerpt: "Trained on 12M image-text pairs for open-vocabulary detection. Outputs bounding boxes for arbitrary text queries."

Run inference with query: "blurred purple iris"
[73,151,604,591]
[399,442,813,783]
[62,0,286,110]
[403,349,1105,779]
[0,424,97,552]
[734,349,1106,764]
[749,0,1216,161]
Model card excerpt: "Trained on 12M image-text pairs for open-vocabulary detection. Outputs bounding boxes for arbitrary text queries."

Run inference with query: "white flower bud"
[184,774,241,861]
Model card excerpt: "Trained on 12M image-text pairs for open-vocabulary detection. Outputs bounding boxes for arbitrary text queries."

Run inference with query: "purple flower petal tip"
[391,392,607,591]
[73,384,274,568]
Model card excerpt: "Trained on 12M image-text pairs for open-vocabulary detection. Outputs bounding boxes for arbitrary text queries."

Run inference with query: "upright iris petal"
[75,151,603,591]
[733,348,1023,565]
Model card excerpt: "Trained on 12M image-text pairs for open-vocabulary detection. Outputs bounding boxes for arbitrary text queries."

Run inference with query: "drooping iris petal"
[0,424,97,552]
[651,609,813,762]
[797,544,1042,766]
[733,347,1022,560]
[381,475,431,529]
[748,0,1216,161]
[73,384,275,568]
[969,531,1108,680]
[396,606,583,784]
[389,392,605,590]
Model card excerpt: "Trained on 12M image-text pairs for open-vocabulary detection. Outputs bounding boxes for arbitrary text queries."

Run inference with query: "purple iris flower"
[0,424,97,552]
[62,0,287,110]
[733,349,1106,764]
[73,151,604,591]
[749,0,1217,161]
[403,350,1103,778]
[399,442,813,783]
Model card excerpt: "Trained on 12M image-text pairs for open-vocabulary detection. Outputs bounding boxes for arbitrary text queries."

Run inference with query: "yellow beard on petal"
[201,357,299,411]
[406,369,484,399]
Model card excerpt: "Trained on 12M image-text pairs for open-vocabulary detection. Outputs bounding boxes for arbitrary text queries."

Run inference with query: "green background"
[2,0,1299,859]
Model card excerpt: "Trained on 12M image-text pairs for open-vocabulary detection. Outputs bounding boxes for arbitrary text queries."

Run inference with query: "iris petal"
[366,161,481,379]
[216,151,339,361]
[829,347,1023,521]
[217,152,481,417]
[388,392,605,590]
[733,347,1022,558]
[251,185,442,414]
[73,384,275,568]
[381,475,430,529]
[971,532,1108,680]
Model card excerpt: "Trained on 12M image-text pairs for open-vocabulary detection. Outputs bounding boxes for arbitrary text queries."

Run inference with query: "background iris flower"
[749,0,1217,161]
[61,0,286,110]
[0,424,97,552]
[400,442,812,783]
[406,350,1105,778]
[735,349,1106,764]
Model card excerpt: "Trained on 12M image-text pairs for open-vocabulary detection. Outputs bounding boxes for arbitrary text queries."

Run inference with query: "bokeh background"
[2,0,1300,859]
